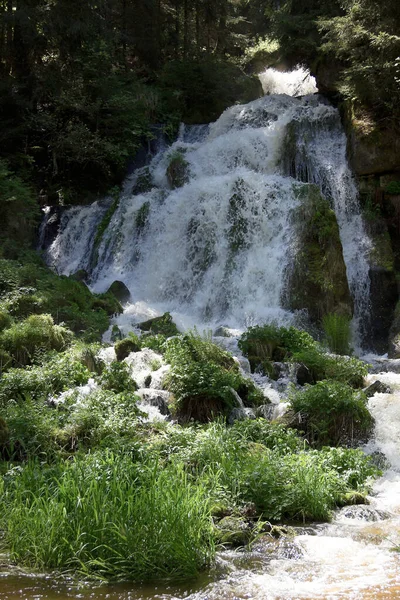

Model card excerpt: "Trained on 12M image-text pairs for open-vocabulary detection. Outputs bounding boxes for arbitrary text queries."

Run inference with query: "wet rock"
[132,167,153,195]
[369,267,398,355]
[284,184,352,322]
[363,380,392,397]
[338,491,369,507]
[136,389,171,416]
[255,404,275,420]
[69,269,88,283]
[215,516,253,547]
[110,325,123,342]
[166,153,189,189]
[106,280,131,304]
[338,505,391,521]
[295,363,313,386]
[124,348,165,388]
[137,312,179,337]
[228,407,256,424]
[115,337,141,361]
[213,326,233,338]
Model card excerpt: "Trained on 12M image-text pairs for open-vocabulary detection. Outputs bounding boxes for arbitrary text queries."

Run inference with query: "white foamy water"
[42,88,371,345]
[259,66,318,96]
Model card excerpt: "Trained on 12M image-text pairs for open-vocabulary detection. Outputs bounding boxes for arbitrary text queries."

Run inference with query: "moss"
[369,231,395,272]
[135,201,150,233]
[138,312,179,337]
[285,184,352,322]
[132,167,153,195]
[227,180,249,254]
[166,151,189,189]
[115,336,141,361]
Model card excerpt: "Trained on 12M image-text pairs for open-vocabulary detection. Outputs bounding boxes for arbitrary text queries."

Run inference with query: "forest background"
[0,0,399,258]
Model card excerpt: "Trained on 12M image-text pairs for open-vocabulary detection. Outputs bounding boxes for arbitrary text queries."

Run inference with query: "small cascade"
[41,73,372,346]
[259,66,318,96]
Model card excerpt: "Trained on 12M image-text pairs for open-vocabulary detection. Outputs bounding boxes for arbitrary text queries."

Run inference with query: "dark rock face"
[284,184,352,321]
[106,280,131,304]
[363,380,392,398]
[369,267,398,354]
[166,154,190,189]
[38,206,66,251]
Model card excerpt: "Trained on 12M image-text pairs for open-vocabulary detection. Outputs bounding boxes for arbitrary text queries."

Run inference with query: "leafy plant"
[289,380,373,447]
[322,313,352,355]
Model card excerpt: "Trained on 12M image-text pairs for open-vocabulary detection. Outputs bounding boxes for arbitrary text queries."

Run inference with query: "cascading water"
[42,81,371,346]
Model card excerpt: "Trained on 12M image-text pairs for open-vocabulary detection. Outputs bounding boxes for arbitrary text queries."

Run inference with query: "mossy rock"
[137,312,179,337]
[69,269,88,283]
[337,491,369,507]
[166,152,189,189]
[215,516,253,547]
[132,168,153,195]
[115,337,141,361]
[284,184,352,322]
[105,281,131,305]
[111,325,123,342]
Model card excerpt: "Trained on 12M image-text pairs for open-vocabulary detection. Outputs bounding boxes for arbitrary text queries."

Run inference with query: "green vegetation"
[322,313,352,355]
[165,332,263,421]
[138,312,179,337]
[238,323,367,387]
[289,380,373,447]
[0,258,121,343]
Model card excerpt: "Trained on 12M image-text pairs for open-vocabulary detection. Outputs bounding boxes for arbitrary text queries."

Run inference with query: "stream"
[1,365,400,600]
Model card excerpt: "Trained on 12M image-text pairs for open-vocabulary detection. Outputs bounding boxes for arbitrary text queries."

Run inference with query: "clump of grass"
[0,453,215,581]
[289,380,373,446]
[0,314,73,367]
[322,313,352,355]
[291,347,367,388]
[238,324,316,374]
[164,332,263,421]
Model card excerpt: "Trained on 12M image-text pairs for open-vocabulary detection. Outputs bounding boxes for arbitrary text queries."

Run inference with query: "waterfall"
[41,84,371,344]
[259,66,318,96]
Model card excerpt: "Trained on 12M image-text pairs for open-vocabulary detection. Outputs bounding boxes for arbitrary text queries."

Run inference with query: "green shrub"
[164,332,245,421]
[0,314,73,367]
[0,350,91,406]
[141,334,168,354]
[292,347,367,388]
[322,313,352,355]
[0,310,12,331]
[238,324,317,373]
[289,380,373,446]
[98,361,137,393]
[115,335,141,361]
[229,419,302,454]
[0,454,215,581]
[63,390,141,447]
[1,397,61,460]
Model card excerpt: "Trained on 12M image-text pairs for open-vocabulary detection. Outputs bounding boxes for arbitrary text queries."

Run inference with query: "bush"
[0,314,73,367]
[291,347,367,388]
[0,350,91,405]
[63,390,141,448]
[164,332,257,421]
[0,454,215,581]
[98,361,137,394]
[289,380,373,446]
[238,324,317,374]
[322,313,352,355]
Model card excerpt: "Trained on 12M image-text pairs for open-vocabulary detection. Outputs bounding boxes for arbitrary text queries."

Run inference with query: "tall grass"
[0,452,215,581]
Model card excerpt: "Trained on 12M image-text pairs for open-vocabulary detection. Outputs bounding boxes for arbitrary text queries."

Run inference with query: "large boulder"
[284,184,353,322]
[106,280,131,305]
